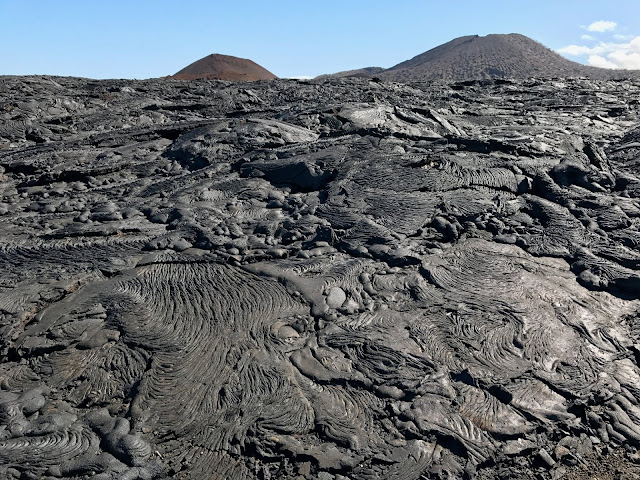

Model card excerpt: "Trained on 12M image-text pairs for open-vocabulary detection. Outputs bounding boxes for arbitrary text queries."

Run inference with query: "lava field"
[1,75,640,479]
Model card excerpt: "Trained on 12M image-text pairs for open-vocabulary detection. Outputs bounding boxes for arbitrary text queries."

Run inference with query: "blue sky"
[1,0,639,78]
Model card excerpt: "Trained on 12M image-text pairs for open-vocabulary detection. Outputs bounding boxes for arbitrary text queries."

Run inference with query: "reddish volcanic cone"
[172,53,277,81]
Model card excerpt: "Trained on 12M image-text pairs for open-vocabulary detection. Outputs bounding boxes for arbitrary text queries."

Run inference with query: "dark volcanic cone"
[172,53,277,81]
[377,33,636,81]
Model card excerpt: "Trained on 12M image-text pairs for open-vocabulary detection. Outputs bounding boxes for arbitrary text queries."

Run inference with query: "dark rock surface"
[1,74,640,479]
[323,34,640,82]
[172,53,277,81]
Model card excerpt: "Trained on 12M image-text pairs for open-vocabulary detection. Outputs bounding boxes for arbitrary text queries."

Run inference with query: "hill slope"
[172,53,277,81]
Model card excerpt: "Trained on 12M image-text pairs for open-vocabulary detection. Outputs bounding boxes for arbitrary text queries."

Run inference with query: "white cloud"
[560,20,640,70]
[588,55,618,68]
[558,36,640,69]
[608,50,640,69]
[557,43,623,56]
[558,44,597,56]
[587,20,617,32]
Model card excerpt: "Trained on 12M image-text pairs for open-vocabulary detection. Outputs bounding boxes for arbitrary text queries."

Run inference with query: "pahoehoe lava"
[1,73,640,479]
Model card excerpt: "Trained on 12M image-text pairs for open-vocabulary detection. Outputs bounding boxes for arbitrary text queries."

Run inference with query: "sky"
[1,0,639,79]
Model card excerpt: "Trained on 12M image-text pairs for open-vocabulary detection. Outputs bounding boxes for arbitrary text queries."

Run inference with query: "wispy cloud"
[581,34,595,41]
[587,21,617,32]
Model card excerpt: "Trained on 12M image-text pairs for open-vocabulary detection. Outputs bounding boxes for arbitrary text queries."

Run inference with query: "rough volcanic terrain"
[1,74,640,480]
[324,34,639,82]
[172,54,277,81]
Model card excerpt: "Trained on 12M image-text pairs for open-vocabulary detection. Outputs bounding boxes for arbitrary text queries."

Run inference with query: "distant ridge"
[316,66,385,80]
[321,34,639,82]
[172,54,277,81]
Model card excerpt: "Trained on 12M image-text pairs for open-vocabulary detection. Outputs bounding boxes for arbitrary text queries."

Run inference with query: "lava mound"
[172,53,277,81]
